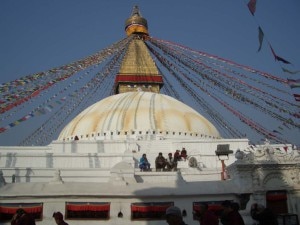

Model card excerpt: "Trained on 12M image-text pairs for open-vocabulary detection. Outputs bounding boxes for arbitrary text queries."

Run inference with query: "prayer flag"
[293,94,300,101]
[278,126,284,130]
[272,130,282,135]
[269,45,291,64]
[293,113,300,118]
[282,67,300,74]
[287,79,300,89]
[257,27,264,52]
[276,55,291,64]
[247,0,257,15]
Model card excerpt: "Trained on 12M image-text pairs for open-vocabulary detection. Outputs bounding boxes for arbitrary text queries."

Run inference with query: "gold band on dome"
[126,25,149,36]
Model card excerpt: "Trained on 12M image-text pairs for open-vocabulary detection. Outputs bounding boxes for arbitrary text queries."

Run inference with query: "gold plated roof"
[114,6,162,94]
[119,39,160,75]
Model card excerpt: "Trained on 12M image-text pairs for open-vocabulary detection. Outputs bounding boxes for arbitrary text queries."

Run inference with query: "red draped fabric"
[193,203,222,212]
[131,204,172,212]
[115,74,163,83]
[208,205,222,211]
[266,192,287,201]
[0,205,43,214]
[66,204,110,212]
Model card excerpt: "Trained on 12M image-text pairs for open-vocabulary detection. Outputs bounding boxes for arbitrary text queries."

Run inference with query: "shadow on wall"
[25,168,34,182]
[46,153,53,168]
[88,153,101,168]
[5,153,17,167]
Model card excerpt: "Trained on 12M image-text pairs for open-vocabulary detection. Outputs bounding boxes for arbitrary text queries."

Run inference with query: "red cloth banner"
[193,204,222,212]
[0,205,42,214]
[131,204,172,212]
[66,203,110,212]
[267,192,287,201]
[115,74,163,83]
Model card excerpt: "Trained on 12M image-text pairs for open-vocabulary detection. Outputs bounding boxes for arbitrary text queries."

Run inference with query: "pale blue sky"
[0,0,299,145]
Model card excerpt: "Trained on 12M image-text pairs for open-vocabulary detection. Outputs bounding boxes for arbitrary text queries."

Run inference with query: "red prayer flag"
[293,94,300,101]
[0,127,6,133]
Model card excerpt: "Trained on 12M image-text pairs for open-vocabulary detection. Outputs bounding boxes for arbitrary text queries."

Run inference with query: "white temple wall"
[51,154,123,168]
[1,139,299,225]
[0,194,246,225]
[1,168,112,183]
[0,153,124,169]
[47,138,250,171]
[0,146,51,152]
[0,154,49,168]
[250,190,300,216]
[51,140,129,154]
[288,190,300,217]
[123,138,249,170]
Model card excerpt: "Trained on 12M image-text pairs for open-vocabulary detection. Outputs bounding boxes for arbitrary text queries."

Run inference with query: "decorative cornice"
[227,142,300,190]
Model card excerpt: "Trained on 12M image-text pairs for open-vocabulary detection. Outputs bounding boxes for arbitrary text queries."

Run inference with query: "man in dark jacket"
[11,208,36,225]
[250,203,278,225]
[220,201,245,225]
[165,206,187,225]
[155,152,166,171]
[53,211,69,225]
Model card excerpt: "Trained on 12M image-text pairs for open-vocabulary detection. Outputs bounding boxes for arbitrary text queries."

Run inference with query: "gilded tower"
[114,6,163,94]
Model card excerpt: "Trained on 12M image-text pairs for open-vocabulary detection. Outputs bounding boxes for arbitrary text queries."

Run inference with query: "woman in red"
[174,150,181,162]
[180,148,187,160]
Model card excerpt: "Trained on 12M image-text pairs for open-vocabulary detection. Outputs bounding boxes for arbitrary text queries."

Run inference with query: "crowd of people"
[10,209,68,225]
[139,148,188,172]
[168,201,278,225]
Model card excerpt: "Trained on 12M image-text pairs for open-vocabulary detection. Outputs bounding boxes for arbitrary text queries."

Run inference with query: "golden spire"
[125,5,149,36]
[114,6,163,94]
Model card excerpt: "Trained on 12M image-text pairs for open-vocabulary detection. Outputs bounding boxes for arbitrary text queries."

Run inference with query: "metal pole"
[221,159,225,180]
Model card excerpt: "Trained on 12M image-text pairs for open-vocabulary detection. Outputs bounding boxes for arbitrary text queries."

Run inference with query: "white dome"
[58,92,220,140]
